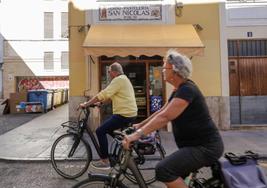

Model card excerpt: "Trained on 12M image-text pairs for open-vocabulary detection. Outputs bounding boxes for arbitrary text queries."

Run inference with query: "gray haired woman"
[122,49,224,188]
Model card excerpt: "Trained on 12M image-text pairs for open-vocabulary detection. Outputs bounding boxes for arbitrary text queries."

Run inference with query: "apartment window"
[61,51,69,69]
[61,12,68,38]
[44,12,53,38]
[44,52,54,70]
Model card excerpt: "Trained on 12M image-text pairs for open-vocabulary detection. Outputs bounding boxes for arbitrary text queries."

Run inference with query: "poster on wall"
[99,5,162,21]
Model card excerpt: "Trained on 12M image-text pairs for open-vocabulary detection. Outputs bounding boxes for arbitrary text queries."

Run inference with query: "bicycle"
[72,128,152,188]
[50,105,165,184]
[73,128,267,188]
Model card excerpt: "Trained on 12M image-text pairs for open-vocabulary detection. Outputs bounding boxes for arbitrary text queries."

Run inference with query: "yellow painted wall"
[69,1,222,97]
[69,1,87,97]
[176,3,221,96]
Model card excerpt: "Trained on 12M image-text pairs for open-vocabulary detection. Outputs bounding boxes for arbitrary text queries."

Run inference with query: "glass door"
[149,63,164,114]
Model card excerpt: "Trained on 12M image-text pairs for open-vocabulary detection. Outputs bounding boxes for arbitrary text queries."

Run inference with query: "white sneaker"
[91,160,110,170]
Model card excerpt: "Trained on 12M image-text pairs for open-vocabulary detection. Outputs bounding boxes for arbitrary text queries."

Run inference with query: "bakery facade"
[69,0,229,130]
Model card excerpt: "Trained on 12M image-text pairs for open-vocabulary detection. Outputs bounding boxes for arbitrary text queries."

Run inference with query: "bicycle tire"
[51,133,92,179]
[72,175,128,188]
[124,142,165,185]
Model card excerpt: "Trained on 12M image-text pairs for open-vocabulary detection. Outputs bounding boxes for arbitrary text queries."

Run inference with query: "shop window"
[99,56,164,123]
[149,64,163,113]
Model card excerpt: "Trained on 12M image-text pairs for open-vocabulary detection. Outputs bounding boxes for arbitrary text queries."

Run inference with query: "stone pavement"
[0,103,267,161]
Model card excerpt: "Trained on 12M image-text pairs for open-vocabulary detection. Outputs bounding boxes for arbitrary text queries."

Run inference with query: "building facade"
[69,0,231,130]
[220,0,267,126]
[1,0,69,99]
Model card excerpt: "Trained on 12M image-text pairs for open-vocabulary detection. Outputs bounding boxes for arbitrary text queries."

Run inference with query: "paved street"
[0,103,267,188]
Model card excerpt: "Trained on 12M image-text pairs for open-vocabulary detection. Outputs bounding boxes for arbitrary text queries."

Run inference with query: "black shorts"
[155,138,224,182]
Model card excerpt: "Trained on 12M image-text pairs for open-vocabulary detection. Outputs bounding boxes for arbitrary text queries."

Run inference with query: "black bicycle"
[50,105,165,184]
[73,130,267,188]
[72,128,151,188]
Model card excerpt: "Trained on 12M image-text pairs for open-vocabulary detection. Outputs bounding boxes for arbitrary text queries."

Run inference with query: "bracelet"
[136,129,145,139]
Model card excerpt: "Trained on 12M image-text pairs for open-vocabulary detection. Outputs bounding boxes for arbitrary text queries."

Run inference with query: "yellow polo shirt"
[96,75,137,117]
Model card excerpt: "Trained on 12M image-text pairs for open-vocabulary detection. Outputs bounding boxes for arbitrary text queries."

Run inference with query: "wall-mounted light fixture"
[193,24,203,31]
[175,1,183,17]
[78,24,91,33]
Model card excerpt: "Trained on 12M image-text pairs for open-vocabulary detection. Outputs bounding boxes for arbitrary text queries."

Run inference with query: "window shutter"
[61,51,69,69]
[44,12,53,38]
[61,12,68,38]
[44,52,54,70]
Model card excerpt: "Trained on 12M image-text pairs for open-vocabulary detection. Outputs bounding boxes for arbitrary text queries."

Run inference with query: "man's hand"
[95,102,102,107]
[77,102,87,110]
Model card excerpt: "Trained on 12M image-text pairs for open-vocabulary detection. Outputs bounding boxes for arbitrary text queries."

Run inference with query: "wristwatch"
[136,129,145,139]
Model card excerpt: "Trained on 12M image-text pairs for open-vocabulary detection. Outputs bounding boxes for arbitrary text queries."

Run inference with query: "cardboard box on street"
[9,92,27,114]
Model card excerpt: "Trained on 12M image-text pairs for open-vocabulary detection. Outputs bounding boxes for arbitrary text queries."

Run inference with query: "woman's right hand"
[122,132,140,150]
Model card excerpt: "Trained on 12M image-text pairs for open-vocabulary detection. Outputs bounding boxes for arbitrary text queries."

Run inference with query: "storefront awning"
[83,24,204,57]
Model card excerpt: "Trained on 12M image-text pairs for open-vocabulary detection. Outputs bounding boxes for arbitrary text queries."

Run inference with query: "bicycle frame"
[86,138,148,188]
[119,148,148,188]
[71,107,103,158]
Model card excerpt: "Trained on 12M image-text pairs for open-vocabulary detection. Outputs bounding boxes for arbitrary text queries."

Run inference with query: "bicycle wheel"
[124,142,165,185]
[51,133,92,179]
[73,175,128,188]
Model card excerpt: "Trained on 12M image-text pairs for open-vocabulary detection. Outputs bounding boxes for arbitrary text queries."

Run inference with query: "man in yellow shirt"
[79,62,137,169]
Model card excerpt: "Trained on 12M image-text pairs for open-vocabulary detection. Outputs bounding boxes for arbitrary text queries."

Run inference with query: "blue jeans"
[96,114,135,159]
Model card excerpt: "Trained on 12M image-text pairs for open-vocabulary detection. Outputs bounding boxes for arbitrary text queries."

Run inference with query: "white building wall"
[220,1,267,97]
[0,0,69,98]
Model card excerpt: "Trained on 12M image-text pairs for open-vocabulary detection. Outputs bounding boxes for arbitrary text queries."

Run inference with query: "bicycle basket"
[135,142,156,155]
[135,131,157,155]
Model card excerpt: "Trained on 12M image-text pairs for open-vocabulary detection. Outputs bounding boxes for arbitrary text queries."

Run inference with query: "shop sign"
[99,5,162,21]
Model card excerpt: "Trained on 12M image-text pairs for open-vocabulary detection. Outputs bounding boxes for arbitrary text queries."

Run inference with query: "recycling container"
[27,90,53,112]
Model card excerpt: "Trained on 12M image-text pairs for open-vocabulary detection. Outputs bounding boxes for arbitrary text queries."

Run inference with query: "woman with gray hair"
[123,50,224,188]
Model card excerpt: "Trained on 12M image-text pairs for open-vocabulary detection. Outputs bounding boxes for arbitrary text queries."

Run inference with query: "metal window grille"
[228,40,267,57]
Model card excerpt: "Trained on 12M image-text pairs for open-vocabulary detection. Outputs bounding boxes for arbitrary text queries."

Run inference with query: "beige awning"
[83,24,204,57]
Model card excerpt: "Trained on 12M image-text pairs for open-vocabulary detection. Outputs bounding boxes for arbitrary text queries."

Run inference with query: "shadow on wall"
[2,40,69,99]
[0,32,3,98]
[3,40,36,98]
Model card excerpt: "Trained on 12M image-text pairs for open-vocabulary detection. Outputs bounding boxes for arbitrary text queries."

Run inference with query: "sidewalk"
[0,103,267,161]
